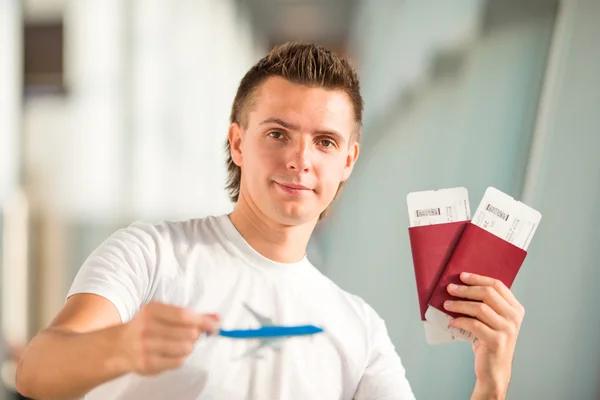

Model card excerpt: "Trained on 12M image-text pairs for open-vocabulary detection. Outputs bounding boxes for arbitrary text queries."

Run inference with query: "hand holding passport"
[406,187,541,344]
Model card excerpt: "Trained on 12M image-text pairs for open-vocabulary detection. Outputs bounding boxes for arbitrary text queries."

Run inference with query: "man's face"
[229,76,359,226]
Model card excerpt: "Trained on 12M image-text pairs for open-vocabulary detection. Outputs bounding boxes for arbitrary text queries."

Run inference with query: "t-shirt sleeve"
[66,221,159,323]
[354,305,416,400]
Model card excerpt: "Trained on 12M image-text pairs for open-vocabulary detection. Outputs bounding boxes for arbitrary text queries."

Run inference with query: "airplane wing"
[243,303,274,326]
[237,337,281,359]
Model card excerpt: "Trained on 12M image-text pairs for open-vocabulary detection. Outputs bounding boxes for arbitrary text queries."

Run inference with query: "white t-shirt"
[68,214,415,400]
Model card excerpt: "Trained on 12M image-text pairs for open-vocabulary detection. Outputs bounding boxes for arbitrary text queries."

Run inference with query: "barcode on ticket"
[447,324,478,343]
[452,326,472,338]
[425,306,480,344]
[485,204,509,221]
[416,208,441,218]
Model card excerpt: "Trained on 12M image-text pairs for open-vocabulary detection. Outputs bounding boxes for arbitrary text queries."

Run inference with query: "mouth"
[278,183,311,190]
[274,181,313,195]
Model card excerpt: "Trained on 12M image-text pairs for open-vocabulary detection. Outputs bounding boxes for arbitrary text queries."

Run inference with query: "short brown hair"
[225,41,363,217]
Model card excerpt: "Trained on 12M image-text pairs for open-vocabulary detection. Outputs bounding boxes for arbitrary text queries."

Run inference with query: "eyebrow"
[259,117,346,143]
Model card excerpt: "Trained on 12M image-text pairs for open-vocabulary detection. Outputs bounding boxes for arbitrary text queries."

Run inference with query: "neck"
[229,192,317,264]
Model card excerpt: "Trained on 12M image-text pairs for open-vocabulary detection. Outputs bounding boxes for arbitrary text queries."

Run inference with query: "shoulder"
[111,214,223,250]
[81,215,226,274]
[68,215,226,320]
[155,214,228,243]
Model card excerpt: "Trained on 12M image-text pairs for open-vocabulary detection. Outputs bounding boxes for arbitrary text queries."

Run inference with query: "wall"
[18,0,266,324]
[0,1,21,397]
[0,0,21,205]
[509,0,600,398]
[317,3,557,399]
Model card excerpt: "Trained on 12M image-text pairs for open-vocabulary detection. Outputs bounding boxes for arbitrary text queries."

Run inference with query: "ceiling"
[23,0,66,21]
[238,0,358,50]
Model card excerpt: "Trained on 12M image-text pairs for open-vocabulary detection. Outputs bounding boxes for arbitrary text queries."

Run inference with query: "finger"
[443,300,507,331]
[450,317,497,346]
[447,282,516,319]
[460,272,523,313]
[144,354,186,374]
[147,338,196,358]
[196,314,221,335]
[158,325,202,341]
[160,356,186,371]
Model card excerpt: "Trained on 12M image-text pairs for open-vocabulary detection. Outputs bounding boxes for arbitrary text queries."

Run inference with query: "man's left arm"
[354,271,524,400]
[443,272,526,400]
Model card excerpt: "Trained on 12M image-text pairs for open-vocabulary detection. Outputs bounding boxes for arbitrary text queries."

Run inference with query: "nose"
[286,139,311,172]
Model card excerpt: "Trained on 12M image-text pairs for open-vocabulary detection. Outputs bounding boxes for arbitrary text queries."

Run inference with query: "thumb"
[195,313,221,334]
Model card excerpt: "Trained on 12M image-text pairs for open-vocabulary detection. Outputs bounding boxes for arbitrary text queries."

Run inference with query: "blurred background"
[1,0,599,399]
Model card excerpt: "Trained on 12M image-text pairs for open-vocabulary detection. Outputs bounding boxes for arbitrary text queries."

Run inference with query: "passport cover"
[408,221,468,320]
[427,223,527,319]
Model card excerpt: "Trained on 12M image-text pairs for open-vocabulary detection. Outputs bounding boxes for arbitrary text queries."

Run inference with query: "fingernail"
[197,315,220,334]
[210,319,221,332]
[207,314,221,322]
[444,300,453,309]
[448,283,458,291]
[462,272,471,279]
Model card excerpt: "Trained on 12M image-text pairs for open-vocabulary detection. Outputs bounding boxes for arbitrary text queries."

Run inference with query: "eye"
[318,138,336,148]
[268,131,284,139]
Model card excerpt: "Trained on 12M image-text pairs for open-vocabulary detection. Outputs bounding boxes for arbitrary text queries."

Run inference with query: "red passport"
[408,221,468,321]
[427,223,527,319]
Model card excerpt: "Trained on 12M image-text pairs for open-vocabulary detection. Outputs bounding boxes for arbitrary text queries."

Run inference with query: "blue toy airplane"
[218,303,324,356]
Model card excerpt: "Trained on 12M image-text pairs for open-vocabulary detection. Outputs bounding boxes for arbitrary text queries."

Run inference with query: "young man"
[16,42,524,400]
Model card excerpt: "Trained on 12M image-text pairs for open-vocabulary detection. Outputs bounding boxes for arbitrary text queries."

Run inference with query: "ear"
[228,122,244,167]
[341,141,360,181]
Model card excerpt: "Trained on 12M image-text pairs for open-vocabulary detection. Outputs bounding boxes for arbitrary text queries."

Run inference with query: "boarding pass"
[426,187,542,343]
[406,187,471,227]
[407,187,471,344]
[471,187,541,251]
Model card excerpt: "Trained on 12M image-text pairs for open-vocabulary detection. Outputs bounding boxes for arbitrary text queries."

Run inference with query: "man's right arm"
[16,293,128,400]
[16,293,220,400]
